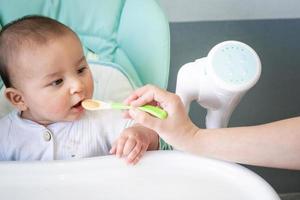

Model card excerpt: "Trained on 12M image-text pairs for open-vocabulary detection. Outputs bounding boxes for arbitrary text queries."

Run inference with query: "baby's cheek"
[86,76,94,98]
[45,99,68,115]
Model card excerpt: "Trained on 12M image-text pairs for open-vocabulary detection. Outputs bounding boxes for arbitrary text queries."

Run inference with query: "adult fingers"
[128,108,161,131]
[123,93,139,105]
[131,85,168,107]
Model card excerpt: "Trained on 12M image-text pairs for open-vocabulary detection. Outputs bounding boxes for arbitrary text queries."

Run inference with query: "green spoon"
[82,99,167,119]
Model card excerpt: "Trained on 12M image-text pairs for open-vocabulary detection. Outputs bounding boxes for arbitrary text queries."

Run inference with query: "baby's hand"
[110,125,158,165]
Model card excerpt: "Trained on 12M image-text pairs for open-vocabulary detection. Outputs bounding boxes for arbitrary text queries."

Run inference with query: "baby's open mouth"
[72,101,82,108]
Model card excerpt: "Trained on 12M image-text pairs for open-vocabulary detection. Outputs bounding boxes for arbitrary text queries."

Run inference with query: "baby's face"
[13,34,94,125]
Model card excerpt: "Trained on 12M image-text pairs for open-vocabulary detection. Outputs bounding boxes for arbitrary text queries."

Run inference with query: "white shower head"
[176,41,261,128]
[207,40,261,93]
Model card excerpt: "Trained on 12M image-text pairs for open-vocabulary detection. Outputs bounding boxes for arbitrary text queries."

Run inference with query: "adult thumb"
[129,108,160,130]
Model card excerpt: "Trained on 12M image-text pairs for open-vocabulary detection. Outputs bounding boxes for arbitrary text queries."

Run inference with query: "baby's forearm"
[184,117,300,170]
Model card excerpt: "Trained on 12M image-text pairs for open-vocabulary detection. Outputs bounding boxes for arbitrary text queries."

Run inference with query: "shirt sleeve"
[159,137,173,150]
[0,114,10,160]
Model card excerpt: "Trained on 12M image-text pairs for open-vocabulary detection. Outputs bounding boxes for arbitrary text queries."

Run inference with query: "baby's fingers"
[132,144,149,165]
[109,143,117,154]
[123,137,137,156]
[127,143,148,165]
[115,137,128,158]
[126,143,142,164]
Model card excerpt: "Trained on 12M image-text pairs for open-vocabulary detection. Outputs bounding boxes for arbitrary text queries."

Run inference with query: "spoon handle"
[111,103,167,119]
[111,103,131,110]
[138,105,168,119]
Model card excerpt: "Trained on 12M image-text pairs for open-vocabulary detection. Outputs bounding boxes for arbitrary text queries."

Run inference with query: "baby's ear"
[4,88,28,111]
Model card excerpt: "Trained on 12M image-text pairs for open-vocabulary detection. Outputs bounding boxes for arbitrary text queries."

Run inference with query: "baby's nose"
[70,78,84,94]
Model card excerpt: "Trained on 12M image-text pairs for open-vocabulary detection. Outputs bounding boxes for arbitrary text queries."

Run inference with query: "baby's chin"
[66,108,86,121]
[21,110,86,125]
[43,110,86,125]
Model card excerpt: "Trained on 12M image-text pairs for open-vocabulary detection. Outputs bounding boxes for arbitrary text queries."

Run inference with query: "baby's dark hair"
[0,15,77,88]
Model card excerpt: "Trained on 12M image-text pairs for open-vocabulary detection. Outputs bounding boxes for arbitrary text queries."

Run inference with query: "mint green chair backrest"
[0,0,170,89]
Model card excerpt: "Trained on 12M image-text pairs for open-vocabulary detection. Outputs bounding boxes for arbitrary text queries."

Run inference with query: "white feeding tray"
[0,151,280,200]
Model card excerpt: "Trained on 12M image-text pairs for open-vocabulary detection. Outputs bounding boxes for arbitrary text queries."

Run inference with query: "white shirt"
[0,109,132,161]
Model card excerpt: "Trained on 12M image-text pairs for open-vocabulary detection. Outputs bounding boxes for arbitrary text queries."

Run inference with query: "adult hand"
[123,85,199,150]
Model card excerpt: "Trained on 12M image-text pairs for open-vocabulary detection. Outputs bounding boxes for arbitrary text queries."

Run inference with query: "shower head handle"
[176,41,261,128]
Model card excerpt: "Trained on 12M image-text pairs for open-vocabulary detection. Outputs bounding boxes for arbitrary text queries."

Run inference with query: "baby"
[0,15,168,164]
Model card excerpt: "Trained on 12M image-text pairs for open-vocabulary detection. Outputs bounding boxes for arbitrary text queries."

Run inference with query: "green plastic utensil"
[82,99,167,119]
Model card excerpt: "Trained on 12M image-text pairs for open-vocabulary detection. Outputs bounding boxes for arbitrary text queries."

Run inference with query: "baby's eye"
[51,79,63,86]
[77,66,87,74]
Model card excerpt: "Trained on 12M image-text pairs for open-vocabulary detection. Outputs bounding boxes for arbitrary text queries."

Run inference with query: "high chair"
[0,1,281,200]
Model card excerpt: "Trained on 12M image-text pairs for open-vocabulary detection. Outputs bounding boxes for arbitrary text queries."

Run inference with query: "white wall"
[156,0,300,22]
